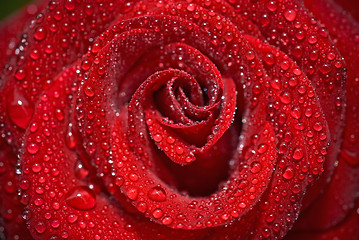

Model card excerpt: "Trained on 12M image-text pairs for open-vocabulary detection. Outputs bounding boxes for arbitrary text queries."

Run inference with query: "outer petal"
[285,200,359,240]
[228,0,346,208]
[0,0,47,71]
[0,140,34,240]
[293,0,359,231]
[0,0,141,147]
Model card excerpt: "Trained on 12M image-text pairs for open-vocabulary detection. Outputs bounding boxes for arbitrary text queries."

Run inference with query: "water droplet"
[280,60,290,70]
[176,146,184,155]
[35,221,46,234]
[319,63,332,74]
[7,88,34,129]
[55,109,64,121]
[51,219,60,229]
[30,49,40,60]
[65,186,96,210]
[239,202,247,208]
[293,147,304,160]
[153,133,163,142]
[187,3,195,12]
[137,201,148,213]
[127,187,138,200]
[270,78,281,90]
[129,173,139,182]
[284,9,296,21]
[313,122,323,131]
[148,186,167,202]
[224,32,234,42]
[65,126,77,150]
[20,179,30,190]
[15,69,26,80]
[64,0,75,10]
[264,52,275,65]
[35,186,44,194]
[152,208,164,219]
[266,213,275,223]
[146,118,153,126]
[162,216,173,225]
[308,35,318,44]
[115,176,124,187]
[245,50,255,60]
[66,213,78,224]
[290,107,302,119]
[280,92,292,104]
[283,166,294,179]
[84,85,95,97]
[74,161,89,180]
[34,197,44,206]
[266,0,277,11]
[166,136,175,144]
[258,144,268,154]
[34,27,46,41]
[250,161,262,174]
[27,143,40,155]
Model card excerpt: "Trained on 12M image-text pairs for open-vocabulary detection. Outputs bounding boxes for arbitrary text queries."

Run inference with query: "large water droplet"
[148,186,167,202]
[34,27,46,41]
[250,161,262,174]
[152,208,164,219]
[127,187,138,200]
[7,88,34,129]
[66,213,78,224]
[283,166,294,180]
[27,143,40,155]
[64,0,75,10]
[65,186,96,210]
[35,221,46,234]
[284,9,296,22]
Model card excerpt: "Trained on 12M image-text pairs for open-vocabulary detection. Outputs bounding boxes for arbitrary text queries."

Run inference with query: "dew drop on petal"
[65,186,96,210]
[152,208,164,219]
[148,186,167,202]
[34,27,46,41]
[250,161,262,174]
[27,143,40,155]
[283,166,294,180]
[66,213,78,224]
[284,9,296,21]
[153,133,163,142]
[7,89,34,129]
[35,221,46,234]
[64,0,75,10]
[293,147,304,160]
[162,216,173,225]
[127,187,139,200]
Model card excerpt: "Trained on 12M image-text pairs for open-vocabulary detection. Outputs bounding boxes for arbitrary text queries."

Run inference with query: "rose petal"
[18,55,218,240]
[75,6,279,229]
[0,0,140,147]
[0,0,46,71]
[229,0,346,207]
[0,140,33,240]
[293,0,359,230]
[286,200,359,240]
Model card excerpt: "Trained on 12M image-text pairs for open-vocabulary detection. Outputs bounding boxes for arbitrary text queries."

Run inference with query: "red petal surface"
[286,200,359,240]
[0,1,46,72]
[0,140,34,240]
[227,0,346,208]
[0,0,143,147]
[0,0,358,239]
[292,0,359,232]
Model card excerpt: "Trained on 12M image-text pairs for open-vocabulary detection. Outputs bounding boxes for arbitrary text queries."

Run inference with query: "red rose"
[0,0,358,239]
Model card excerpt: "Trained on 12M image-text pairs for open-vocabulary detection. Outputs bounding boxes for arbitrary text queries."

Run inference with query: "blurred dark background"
[0,0,32,20]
